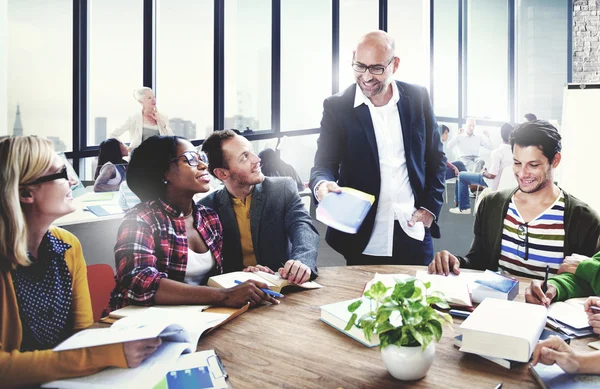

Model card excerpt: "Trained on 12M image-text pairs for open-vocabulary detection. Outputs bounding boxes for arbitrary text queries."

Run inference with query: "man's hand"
[428,250,460,276]
[558,254,588,275]
[222,279,280,308]
[584,296,600,334]
[123,338,162,368]
[408,209,433,228]
[279,260,312,285]
[525,280,557,307]
[243,264,275,274]
[316,181,342,202]
[532,336,581,373]
[449,163,459,177]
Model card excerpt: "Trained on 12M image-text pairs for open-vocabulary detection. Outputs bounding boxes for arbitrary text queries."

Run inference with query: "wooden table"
[197,265,592,389]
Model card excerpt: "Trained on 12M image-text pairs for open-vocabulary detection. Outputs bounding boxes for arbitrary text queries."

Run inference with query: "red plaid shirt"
[106,199,223,312]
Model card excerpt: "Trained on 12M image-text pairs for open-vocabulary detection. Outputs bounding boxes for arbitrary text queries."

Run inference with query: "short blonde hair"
[0,136,55,269]
[133,87,154,102]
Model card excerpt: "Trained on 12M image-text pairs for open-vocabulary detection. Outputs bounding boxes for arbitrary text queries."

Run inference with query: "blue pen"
[234,280,285,298]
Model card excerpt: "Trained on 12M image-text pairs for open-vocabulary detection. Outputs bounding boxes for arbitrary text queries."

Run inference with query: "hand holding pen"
[222,279,280,308]
[524,266,557,307]
[584,296,600,334]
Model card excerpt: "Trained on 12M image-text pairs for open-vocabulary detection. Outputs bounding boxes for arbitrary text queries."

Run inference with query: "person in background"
[201,131,319,284]
[449,123,514,215]
[309,30,445,266]
[117,180,140,211]
[446,117,493,172]
[107,135,278,313]
[257,148,305,192]
[93,138,129,192]
[109,87,174,151]
[440,125,467,180]
[428,121,600,305]
[524,113,538,122]
[0,136,160,388]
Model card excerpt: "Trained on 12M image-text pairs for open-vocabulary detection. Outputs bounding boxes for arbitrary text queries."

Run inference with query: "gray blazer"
[198,177,319,279]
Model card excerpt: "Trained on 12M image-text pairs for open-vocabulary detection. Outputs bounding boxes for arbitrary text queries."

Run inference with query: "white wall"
[0,0,7,136]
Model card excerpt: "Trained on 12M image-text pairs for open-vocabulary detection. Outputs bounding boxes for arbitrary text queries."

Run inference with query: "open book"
[415,271,473,309]
[207,270,323,293]
[53,307,233,352]
[316,187,375,234]
[106,304,211,320]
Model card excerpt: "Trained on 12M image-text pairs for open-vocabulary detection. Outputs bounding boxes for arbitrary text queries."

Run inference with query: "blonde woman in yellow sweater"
[0,136,161,388]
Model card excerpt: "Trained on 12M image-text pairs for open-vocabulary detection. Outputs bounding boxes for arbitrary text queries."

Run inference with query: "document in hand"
[320,297,380,347]
[207,271,323,293]
[529,362,600,389]
[459,299,547,363]
[415,271,473,309]
[53,307,230,352]
[316,187,375,234]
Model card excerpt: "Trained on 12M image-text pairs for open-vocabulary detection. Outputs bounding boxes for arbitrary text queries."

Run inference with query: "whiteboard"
[559,84,600,214]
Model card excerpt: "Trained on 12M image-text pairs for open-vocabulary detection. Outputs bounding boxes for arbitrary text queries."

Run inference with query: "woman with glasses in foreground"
[0,136,160,388]
[106,135,278,314]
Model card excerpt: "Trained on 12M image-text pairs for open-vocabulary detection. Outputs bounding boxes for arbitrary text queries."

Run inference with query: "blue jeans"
[446,160,467,179]
[455,171,488,210]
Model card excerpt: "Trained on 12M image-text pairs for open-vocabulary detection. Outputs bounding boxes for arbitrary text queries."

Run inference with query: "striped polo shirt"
[498,192,565,279]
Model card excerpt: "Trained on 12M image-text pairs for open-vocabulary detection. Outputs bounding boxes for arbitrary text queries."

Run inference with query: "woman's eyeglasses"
[516,223,529,261]
[28,166,69,185]
[169,151,208,167]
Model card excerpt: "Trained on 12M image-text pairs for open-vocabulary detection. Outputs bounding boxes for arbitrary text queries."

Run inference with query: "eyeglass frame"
[168,151,208,167]
[516,223,529,261]
[351,56,396,75]
[27,165,69,185]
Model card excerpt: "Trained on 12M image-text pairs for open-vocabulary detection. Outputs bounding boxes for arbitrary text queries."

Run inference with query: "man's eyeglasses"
[28,166,69,185]
[352,57,395,75]
[169,151,208,167]
[516,223,529,261]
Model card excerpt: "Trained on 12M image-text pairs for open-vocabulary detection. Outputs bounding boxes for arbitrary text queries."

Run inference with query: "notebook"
[320,297,379,347]
[415,271,473,309]
[530,363,600,388]
[152,350,229,389]
[316,187,375,234]
[207,271,322,293]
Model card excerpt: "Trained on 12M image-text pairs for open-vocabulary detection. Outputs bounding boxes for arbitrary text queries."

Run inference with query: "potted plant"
[345,277,453,380]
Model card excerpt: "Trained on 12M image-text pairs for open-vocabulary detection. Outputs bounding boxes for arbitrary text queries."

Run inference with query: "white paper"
[395,210,425,241]
[548,301,590,329]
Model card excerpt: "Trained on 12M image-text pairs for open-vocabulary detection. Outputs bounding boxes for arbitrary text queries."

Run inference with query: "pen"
[590,305,600,313]
[234,280,285,298]
[493,383,503,389]
[214,351,229,378]
[541,264,549,293]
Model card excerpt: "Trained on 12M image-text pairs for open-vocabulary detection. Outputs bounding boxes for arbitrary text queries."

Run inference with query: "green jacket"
[458,188,600,301]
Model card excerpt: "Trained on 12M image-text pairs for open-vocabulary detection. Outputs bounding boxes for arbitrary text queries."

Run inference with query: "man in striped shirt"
[428,120,600,305]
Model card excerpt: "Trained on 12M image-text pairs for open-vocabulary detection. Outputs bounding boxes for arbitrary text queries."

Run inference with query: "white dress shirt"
[353,82,417,256]
[446,132,492,158]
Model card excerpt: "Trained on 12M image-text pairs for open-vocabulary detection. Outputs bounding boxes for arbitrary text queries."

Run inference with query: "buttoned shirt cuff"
[313,180,328,202]
[420,207,436,222]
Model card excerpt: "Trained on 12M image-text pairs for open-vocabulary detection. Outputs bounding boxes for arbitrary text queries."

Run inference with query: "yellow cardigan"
[0,226,127,389]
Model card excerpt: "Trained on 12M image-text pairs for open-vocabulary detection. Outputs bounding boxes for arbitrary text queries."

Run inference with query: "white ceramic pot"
[380,342,435,381]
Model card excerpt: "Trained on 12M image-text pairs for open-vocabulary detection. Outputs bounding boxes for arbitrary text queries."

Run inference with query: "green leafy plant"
[345,277,453,350]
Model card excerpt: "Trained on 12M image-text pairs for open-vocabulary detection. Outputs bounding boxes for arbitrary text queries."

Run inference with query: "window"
[224,0,271,131]
[7,0,72,150]
[280,0,331,131]
[516,0,568,122]
[387,0,431,87]
[432,0,459,117]
[466,0,509,120]
[157,0,214,141]
[88,0,143,146]
[339,0,379,90]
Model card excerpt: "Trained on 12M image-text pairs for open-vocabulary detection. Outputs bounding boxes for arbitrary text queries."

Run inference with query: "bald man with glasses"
[310,30,445,266]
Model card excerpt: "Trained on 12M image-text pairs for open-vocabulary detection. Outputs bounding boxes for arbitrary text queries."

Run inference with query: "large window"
[7,0,72,151]
[466,0,509,120]
[88,0,143,146]
[224,0,271,132]
[516,0,568,122]
[281,0,331,131]
[157,0,214,141]
[432,0,459,117]
[338,0,378,90]
[387,0,431,87]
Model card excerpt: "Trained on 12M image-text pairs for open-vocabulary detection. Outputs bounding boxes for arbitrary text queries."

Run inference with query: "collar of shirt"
[353,80,400,109]
[158,198,197,219]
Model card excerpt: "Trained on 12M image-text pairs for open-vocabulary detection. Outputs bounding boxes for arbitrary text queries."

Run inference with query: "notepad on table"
[207,270,322,293]
[152,350,229,389]
[316,187,375,234]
